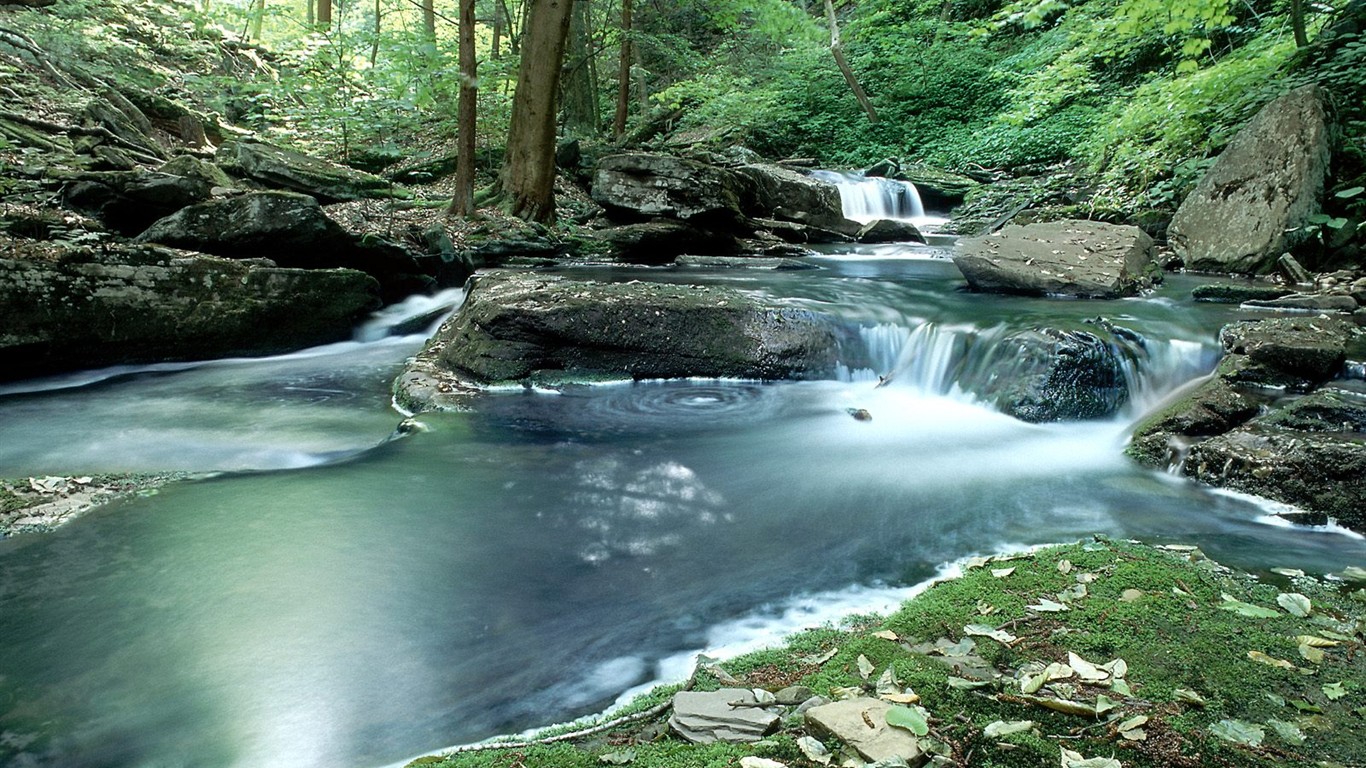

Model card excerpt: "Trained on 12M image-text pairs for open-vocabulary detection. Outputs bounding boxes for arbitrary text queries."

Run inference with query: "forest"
[1,1,1366,767]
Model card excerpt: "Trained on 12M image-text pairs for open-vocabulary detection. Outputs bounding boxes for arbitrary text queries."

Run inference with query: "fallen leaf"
[948,676,993,690]
[885,705,930,736]
[880,692,921,704]
[1220,594,1280,619]
[1248,650,1295,670]
[983,720,1034,738]
[1110,679,1132,696]
[857,654,875,680]
[801,647,839,666]
[797,736,832,766]
[965,556,990,570]
[1076,572,1098,584]
[1028,598,1070,613]
[1323,682,1348,701]
[1297,635,1339,648]
[739,758,787,768]
[1338,566,1366,583]
[965,623,1017,645]
[1069,652,1109,683]
[1118,589,1144,603]
[1298,643,1325,664]
[872,630,899,641]
[1094,694,1118,715]
[1118,715,1148,733]
[992,567,1016,578]
[1267,719,1306,746]
[1102,658,1128,680]
[1209,719,1264,747]
[937,637,976,656]
[977,600,998,616]
[1017,694,1098,717]
[1174,688,1206,706]
[830,686,864,700]
[1270,568,1306,578]
[1022,662,1074,694]
[1277,593,1312,618]
[1058,559,1074,574]
[600,749,636,765]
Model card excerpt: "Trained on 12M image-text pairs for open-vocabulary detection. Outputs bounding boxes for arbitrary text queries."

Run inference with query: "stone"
[734,164,848,231]
[1191,283,1293,304]
[856,219,925,244]
[62,169,214,234]
[953,220,1160,299]
[1259,388,1366,433]
[0,245,379,381]
[667,688,779,744]
[215,140,405,203]
[158,154,236,190]
[674,255,819,271]
[804,698,927,766]
[1220,316,1353,383]
[971,326,1141,423]
[1126,373,1261,467]
[775,685,816,706]
[896,164,980,207]
[1168,85,1331,274]
[1184,428,1366,531]
[592,153,748,224]
[598,220,737,263]
[1279,253,1316,285]
[1243,293,1360,313]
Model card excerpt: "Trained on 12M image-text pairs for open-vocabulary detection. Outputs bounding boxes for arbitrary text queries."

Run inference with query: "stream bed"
[2,243,1364,768]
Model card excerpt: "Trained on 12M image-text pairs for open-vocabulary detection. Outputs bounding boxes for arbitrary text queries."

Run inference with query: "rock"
[396,272,840,408]
[216,140,405,203]
[667,688,780,744]
[0,245,379,381]
[1279,253,1316,285]
[857,219,925,244]
[972,326,1139,422]
[158,154,236,190]
[134,191,424,299]
[1127,371,1261,467]
[1243,293,1360,313]
[1168,85,1331,274]
[62,169,214,234]
[1191,283,1293,304]
[775,685,816,706]
[592,153,748,224]
[1259,388,1366,433]
[598,220,737,263]
[1184,428,1366,530]
[896,164,980,207]
[734,164,848,231]
[953,220,1160,299]
[675,255,819,271]
[1220,316,1353,383]
[804,698,927,766]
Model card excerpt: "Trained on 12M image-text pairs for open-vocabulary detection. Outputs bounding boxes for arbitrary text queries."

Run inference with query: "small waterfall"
[354,287,466,342]
[839,321,975,395]
[810,170,929,224]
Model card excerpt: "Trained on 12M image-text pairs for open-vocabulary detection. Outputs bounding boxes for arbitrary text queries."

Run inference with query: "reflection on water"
[1,250,1363,768]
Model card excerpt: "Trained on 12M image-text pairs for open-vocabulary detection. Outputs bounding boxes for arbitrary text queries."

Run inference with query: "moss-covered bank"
[412,540,1366,768]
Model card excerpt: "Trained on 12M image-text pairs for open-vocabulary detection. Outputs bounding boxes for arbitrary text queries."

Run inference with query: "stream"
[2,182,1365,768]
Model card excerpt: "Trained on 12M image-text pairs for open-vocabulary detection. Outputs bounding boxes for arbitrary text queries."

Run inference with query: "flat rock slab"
[953,220,1158,298]
[1220,316,1353,382]
[804,698,926,765]
[668,689,779,744]
[592,153,746,223]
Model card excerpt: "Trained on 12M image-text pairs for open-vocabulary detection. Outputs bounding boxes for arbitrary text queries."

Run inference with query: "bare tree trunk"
[306,0,314,26]
[500,0,573,222]
[824,0,878,123]
[318,0,332,29]
[562,0,600,135]
[250,0,265,40]
[1290,0,1308,46]
[370,0,381,65]
[492,1,503,58]
[449,0,478,216]
[612,0,631,139]
[423,0,436,38]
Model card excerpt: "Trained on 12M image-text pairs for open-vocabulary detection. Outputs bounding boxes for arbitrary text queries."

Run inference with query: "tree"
[449,0,478,216]
[498,0,573,222]
[423,0,436,39]
[318,0,332,29]
[612,0,632,138]
[824,0,878,123]
[562,0,600,135]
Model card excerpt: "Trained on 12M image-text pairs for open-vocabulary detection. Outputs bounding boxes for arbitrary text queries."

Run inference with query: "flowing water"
[2,197,1365,768]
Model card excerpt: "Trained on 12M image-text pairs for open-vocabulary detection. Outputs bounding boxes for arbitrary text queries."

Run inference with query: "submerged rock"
[0,245,379,381]
[1191,283,1293,304]
[972,325,1140,422]
[953,220,1160,298]
[668,688,780,744]
[1168,85,1331,274]
[395,272,840,410]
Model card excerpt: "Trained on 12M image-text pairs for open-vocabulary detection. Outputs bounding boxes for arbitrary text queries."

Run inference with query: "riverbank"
[1,472,188,536]
[411,539,1366,768]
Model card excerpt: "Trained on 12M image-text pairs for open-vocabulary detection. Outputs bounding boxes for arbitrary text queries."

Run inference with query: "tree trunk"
[562,0,600,135]
[449,0,478,216]
[371,0,381,65]
[306,0,314,26]
[423,0,436,38]
[500,0,573,222]
[250,0,265,41]
[824,0,878,123]
[612,0,632,139]
[1290,0,1308,47]
[318,0,332,29]
[492,1,503,58]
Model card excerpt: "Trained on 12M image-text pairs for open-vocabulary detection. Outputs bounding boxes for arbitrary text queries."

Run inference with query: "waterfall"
[810,170,932,225]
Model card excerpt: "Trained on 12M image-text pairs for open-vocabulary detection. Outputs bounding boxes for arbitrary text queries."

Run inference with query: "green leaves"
[1219,593,1280,618]
[885,705,930,736]
[1209,718,1265,747]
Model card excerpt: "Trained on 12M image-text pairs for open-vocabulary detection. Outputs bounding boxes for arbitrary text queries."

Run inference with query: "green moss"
[410,541,1366,768]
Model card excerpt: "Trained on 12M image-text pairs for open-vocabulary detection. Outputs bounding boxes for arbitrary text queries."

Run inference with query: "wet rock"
[973,326,1140,422]
[734,164,848,231]
[1220,316,1353,384]
[1169,85,1331,274]
[592,153,747,224]
[953,220,1160,299]
[674,255,819,271]
[216,140,405,203]
[857,219,925,244]
[896,164,980,207]
[1184,429,1366,530]
[667,688,780,744]
[1191,283,1293,304]
[599,220,737,263]
[158,154,236,190]
[1258,388,1366,433]
[804,698,927,766]
[0,245,379,381]
[1127,371,1261,467]
[1243,293,1360,313]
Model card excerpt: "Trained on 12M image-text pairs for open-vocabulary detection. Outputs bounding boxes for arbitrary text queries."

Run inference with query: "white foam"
[1210,488,1366,540]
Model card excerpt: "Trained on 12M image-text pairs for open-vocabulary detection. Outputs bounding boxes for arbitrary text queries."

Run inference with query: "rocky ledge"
[394,271,840,412]
[953,220,1161,299]
[1128,315,1365,531]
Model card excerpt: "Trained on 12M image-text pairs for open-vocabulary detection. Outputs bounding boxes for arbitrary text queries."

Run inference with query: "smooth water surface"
[2,248,1364,768]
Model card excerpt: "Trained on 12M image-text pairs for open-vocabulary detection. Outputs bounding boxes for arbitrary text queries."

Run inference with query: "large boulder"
[1219,315,1352,385]
[954,220,1160,298]
[215,140,405,203]
[597,220,738,263]
[591,153,748,223]
[62,169,215,234]
[971,325,1141,422]
[1168,85,1331,274]
[395,272,840,409]
[0,245,379,381]
[734,164,848,231]
[134,191,424,299]
[667,689,780,744]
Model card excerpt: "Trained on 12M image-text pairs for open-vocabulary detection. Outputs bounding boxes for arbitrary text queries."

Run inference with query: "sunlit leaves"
[1209,718,1265,747]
